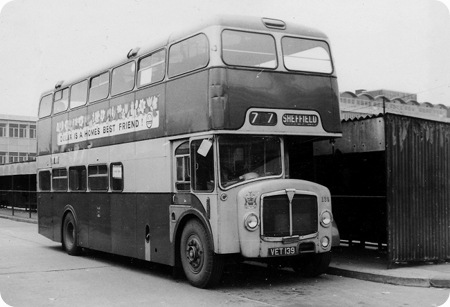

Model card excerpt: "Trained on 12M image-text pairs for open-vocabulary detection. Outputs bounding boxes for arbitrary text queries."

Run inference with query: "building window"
[0,152,6,164]
[19,152,27,162]
[29,125,36,139]
[69,166,87,191]
[9,152,18,163]
[52,168,68,191]
[9,124,18,138]
[0,124,6,137]
[88,165,108,191]
[28,153,36,161]
[19,125,27,138]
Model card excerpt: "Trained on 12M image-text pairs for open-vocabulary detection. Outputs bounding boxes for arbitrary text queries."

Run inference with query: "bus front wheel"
[180,220,224,288]
[62,212,81,256]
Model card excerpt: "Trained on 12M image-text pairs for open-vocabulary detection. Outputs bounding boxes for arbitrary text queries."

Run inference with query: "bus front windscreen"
[222,30,277,68]
[219,136,282,188]
[281,37,333,74]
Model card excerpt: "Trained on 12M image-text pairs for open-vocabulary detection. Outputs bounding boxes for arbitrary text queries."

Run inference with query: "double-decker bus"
[37,15,342,288]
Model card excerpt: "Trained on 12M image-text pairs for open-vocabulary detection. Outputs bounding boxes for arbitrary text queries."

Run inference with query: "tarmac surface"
[2,207,450,289]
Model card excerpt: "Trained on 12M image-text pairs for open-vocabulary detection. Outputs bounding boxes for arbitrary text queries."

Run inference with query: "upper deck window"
[53,88,69,114]
[222,30,277,69]
[168,34,209,77]
[89,72,110,103]
[39,94,53,118]
[70,80,88,109]
[282,37,332,74]
[111,62,136,96]
[138,49,165,87]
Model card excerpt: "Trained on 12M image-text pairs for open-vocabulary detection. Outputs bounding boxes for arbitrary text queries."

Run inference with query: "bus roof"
[166,15,329,44]
[40,15,330,95]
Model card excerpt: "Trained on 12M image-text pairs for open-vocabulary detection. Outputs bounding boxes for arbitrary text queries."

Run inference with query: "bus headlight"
[320,236,330,249]
[320,211,332,227]
[244,213,259,231]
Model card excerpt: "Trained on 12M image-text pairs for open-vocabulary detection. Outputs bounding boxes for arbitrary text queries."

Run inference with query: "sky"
[0,0,449,117]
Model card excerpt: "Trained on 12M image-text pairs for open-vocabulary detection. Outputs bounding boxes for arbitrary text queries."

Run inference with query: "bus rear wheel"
[62,212,81,256]
[292,252,331,277]
[180,220,224,288]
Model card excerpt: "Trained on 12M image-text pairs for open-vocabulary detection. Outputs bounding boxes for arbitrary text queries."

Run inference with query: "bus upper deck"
[37,15,341,157]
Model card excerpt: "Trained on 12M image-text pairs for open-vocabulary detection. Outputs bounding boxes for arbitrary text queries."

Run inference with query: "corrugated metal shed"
[385,114,450,263]
[314,113,450,266]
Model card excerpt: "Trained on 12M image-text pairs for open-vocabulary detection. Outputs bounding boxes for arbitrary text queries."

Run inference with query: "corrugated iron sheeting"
[386,114,450,263]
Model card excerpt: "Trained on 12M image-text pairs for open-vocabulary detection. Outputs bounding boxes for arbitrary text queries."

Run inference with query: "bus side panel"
[111,193,137,258]
[87,100,111,149]
[110,93,135,145]
[88,193,111,253]
[52,112,69,154]
[51,193,70,242]
[37,192,54,240]
[166,71,209,136]
[136,193,173,266]
[135,84,166,141]
[69,192,90,248]
[67,107,89,151]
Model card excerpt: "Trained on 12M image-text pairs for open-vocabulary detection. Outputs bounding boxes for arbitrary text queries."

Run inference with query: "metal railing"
[0,190,37,219]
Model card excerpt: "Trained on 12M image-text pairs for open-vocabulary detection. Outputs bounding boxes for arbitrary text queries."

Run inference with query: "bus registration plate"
[268,246,297,257]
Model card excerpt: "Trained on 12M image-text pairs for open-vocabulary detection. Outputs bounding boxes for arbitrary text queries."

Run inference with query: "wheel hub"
[186,237,203,270]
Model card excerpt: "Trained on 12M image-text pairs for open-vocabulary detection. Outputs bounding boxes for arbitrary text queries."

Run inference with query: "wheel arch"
[60,205,78,243]
[173,209,213,269]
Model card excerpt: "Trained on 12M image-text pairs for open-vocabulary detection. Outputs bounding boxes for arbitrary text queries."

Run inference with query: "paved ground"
[2,207,450,289]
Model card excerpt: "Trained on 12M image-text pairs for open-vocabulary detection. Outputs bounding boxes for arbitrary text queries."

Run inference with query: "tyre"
[292,252,331,277]
[180,219,224,288]
[62,212,81,256]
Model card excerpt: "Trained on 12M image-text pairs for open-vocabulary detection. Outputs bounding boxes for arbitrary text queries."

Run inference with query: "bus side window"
[53,88,69,114]
[39,170,51,191]
[52,168,68,191]
[191,140,214,192]
[111,62,136,96]
[175,142,190,191]
[70,80,88,109]
[88,165,109,191]
[69,166,86,191]
[138,49,166,87]
[168,34,209,77]
[110,163,124,191]
[89,72,110,103]
[38,94,53,118]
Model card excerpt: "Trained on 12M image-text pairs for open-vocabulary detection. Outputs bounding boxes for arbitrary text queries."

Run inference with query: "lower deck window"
[88,165,108,191]
[39,171,51,191]
[110,163,124,191]
[69,166,86,191]
[175,142,190,191]
[52,168,68,191]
